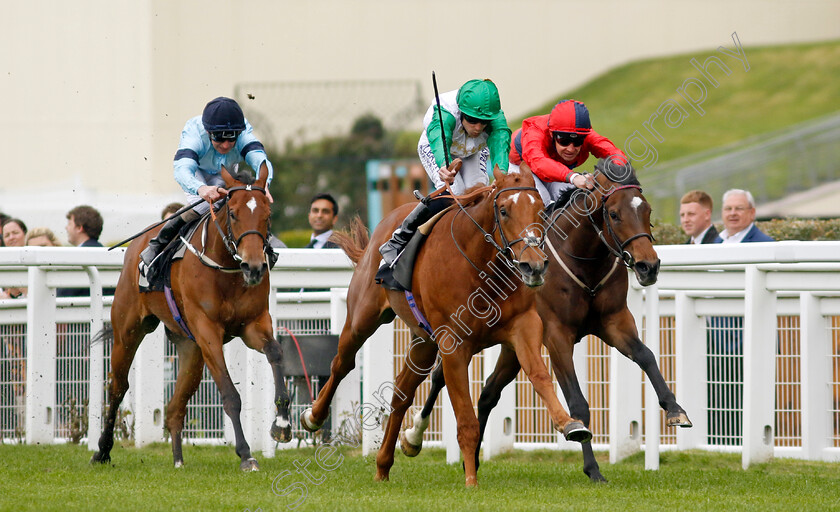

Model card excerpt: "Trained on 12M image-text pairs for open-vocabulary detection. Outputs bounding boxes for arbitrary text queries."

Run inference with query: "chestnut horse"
[91,165,291,471]
[301,167,591,487]
[403,159,692,482]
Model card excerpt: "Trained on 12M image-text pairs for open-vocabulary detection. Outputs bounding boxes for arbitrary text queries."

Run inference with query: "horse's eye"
[499,206,508,217]
[609,211,619,220]
[230,212,238,221]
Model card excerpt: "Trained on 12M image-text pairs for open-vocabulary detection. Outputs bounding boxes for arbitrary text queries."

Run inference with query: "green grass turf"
[1,443,838,511]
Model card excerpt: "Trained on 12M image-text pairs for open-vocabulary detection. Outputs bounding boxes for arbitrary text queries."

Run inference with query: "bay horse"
[91,164,291,471]
[403,158,692,482]
[301,166,592,487]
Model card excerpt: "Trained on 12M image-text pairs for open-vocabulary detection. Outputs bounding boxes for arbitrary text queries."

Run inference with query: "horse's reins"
[443,180,545,272]
[587,184,654,268]
[183,184,270,272]
[543,181,653,296]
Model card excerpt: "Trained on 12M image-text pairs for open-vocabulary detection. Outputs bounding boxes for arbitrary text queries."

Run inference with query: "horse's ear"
[492,164,503,183]
[221,165,236,188]
[255,162,269,189]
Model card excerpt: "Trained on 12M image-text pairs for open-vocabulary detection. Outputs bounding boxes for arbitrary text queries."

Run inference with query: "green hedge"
[652,218,840,245]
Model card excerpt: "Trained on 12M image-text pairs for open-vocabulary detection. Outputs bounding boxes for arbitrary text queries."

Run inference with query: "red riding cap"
[547,100,592,135]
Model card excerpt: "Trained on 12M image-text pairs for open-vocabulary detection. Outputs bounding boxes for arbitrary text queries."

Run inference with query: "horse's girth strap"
[544,237,620,296]
[164,285,196,341]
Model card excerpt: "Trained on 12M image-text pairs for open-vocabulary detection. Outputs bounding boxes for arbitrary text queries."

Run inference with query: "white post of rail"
[331,288,360,444]
[742,265,776,469]
[611,282,643,463]
[482,344,514,460]
[644,283,661,470]
[86,267,104,451]
[134,325,166,447]
[25,267,57,444]
[675,291,706,449]
[361,321,394,456]
[799,292,830,461]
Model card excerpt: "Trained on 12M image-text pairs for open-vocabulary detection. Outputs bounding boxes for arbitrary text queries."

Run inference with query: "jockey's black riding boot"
[139,214,188,272]
[379,202,433,267]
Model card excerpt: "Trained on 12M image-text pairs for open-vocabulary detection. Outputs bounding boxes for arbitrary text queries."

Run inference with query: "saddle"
[139,218,204,293]
[377,205,455,292]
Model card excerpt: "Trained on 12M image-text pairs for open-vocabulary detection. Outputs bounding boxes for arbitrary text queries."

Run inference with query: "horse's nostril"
[518,262,536,276]
[636,262,649,273]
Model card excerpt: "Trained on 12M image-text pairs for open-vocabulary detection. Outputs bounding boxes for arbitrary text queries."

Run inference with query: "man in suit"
[680,190,718,244]
[59,205,115,297]
[707,188,773,445]
[305,192,339,249]
[715,188,774,243]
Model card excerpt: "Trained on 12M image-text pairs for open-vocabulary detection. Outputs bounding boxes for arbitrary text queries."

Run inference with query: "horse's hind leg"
[474,344,521,471]
[400,360,444,457]
[241,313,292,443]
[375,338,438,482]
[91,316,154,464]
[165,332,205,468]
[598,309,692,427]
[303,286,392,431]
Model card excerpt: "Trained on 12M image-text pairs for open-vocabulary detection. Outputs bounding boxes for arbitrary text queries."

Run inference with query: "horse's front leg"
[543,319,606,483]
[194,320,258,472]
[242,315,292,443]
[597,308,692,427]
[509,310,592,443]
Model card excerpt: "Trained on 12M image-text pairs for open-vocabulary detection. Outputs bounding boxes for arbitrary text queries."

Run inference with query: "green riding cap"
[456,79,502,121]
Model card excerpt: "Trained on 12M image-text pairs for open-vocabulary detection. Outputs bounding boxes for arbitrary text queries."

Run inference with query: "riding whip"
[108,197,206,250]
[431,71,451,169]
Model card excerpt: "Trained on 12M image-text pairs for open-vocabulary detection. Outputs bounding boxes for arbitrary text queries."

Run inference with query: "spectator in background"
[707,188,774,446]
[305,193,339,249]
[59,205,114,297]
[2,218,27,248]
[0,212,10,244]
[680,190,718,244]
[25,227,61,247]
[161,202,185,221]
[715,189,774,243]
[1,219,28,299]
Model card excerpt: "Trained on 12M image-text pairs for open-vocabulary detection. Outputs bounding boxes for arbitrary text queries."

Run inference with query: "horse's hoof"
[240,458,260,472]
[271,417,293,443]
[374,471,390,482]
[667,411,693,428]
[300,408,324,433]
[399,432,423,457]
[90,452,110,465]
[563,421,592,443]
[465,476,478,488]
[174,461,184,469]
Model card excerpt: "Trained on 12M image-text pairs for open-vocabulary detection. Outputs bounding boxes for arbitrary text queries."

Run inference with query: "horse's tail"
[91,325,114,347]
[330,216,370,265]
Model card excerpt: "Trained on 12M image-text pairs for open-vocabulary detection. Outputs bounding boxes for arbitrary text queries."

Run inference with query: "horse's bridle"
[451,185,545,271]
[213,184,270,263]
[585,184,654,268]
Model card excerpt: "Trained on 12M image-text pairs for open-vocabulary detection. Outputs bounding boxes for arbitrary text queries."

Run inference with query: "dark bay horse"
[91,165,291,471]
[403,159,692,482]
[301,167,592,487]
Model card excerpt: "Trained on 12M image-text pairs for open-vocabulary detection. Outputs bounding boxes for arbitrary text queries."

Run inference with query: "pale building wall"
[2,0,839,243]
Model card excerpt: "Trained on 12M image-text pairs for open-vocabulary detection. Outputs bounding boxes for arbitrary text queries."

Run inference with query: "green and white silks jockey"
[419,78,511,194]
[377,79,512,274]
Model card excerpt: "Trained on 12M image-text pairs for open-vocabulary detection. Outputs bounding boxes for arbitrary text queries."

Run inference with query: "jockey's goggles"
[209,130,242,143]
[553,132,586,147]
[461,113,490,125]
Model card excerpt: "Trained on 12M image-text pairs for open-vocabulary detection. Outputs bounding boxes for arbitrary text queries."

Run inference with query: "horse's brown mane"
[329,216,370,265]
